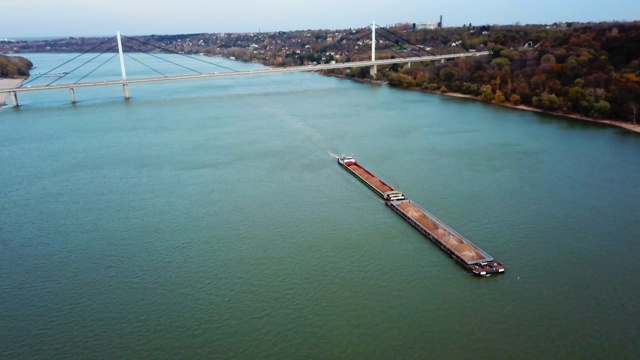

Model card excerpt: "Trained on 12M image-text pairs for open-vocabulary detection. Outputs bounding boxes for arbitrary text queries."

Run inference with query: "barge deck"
[338,155,504,276]
[338,155,406,201]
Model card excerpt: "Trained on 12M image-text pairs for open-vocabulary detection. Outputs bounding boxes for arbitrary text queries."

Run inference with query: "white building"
[415,22,438,30]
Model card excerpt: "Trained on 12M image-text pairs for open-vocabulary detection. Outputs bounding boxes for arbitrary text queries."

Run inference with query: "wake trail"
[266,106,343,159]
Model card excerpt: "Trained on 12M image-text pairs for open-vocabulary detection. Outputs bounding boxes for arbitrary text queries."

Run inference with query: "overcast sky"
[3,0,639,38]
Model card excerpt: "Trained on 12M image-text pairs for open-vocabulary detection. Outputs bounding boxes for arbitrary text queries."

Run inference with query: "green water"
[1,54,639,359]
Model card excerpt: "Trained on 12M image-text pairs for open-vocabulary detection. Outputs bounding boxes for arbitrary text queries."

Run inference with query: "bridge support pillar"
[116,31,130,100]
[370,20,376,78]
[441,58,446,64]
[70,88,76,103]
[10,91,19,107]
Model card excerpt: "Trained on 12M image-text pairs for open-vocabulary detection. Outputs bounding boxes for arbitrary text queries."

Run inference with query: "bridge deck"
[1,52,490,94]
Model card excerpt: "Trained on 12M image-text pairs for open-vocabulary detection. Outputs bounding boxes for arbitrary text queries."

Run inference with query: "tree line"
[0,54,33,78]
[341,22,640,123]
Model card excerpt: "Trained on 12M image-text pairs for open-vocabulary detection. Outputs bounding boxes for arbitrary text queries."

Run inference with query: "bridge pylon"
[10,91,19,107]
[116,31,131,100]
[370,21,377,77]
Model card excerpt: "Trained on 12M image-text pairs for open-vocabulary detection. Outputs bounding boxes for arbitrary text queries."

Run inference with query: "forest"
[339,22,640,124]
[0,54,32,78]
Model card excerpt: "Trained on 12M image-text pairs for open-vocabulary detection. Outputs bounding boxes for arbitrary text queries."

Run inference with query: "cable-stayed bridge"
[1,23,489,107]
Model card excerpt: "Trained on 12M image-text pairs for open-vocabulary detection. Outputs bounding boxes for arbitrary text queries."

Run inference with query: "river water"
[1,54,639,358]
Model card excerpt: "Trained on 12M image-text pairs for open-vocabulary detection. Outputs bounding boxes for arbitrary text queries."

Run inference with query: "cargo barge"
[337,155,406,201]
[338,155,505,276]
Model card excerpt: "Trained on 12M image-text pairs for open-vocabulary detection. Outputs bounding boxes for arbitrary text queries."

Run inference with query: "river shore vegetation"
[0,54,32,78]
[2,21,638,124]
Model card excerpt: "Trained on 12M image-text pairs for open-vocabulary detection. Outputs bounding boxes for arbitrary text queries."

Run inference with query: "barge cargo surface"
[338,155,504,276]
[338,156,406,201]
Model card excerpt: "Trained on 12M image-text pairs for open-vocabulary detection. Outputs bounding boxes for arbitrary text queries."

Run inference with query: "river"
[1,53,639,358]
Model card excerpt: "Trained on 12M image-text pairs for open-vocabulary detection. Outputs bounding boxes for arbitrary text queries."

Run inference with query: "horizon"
[3,0,640,39]
[4,19,639,42]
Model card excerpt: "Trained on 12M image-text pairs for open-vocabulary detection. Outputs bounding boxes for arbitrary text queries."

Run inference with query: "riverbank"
[323,72,388,85]
[0,78,23,109]
[440,91,640,134]
[323,72,640,134]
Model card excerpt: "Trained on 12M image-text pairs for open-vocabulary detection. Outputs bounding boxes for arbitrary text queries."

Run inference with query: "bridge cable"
[46,46,118,86]
[374,31,419,58]
[23,36,116,86]
[375,26,437,56]
[353,34,412,66]
[384,46,411,61]
[122,35,239,73]
[300,26,373,66]
[378,26,435,56]
[343,26,414,62]
[315,25,375,61]
[74,52,119,84]
[346,30,373,62]
[122,51,168,77]
[375,30,422,57]
[357,23,377,31]
[121,43,203,75]
[345,24,415,62]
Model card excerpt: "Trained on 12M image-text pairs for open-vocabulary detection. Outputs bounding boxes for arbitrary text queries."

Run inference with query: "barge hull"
[337,155,504,276]
[387,200,504,276]
[387,200,492,264]
[339,158,395,198]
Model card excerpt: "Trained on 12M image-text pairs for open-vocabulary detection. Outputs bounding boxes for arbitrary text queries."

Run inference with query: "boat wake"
[266,106,341,159]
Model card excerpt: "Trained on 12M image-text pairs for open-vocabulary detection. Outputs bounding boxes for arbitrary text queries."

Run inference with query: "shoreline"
[438,91,640,134]
[3,68,639,134]
[0,78,24,109]
[323,72,640,134]
[323,72,388,85]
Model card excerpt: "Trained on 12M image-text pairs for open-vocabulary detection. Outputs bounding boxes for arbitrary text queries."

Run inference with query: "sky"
[2,0,639,38]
